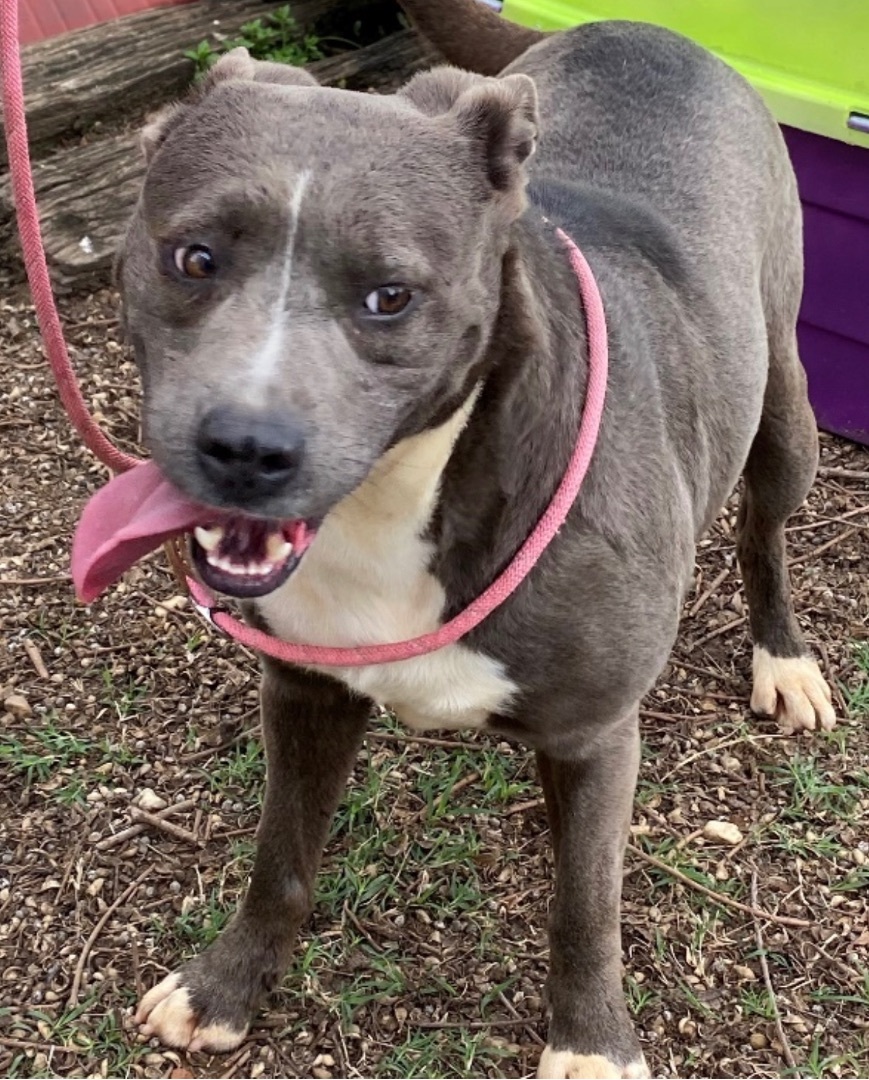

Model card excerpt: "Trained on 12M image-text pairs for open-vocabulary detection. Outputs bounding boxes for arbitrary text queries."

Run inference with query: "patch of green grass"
[5,996,149,1078]
[207,738,266,793]
[373,1027,515,1079]
[0,719,93,783]
[54,777,89,806]
[842,641,869,720]
[740,985,776,1020]
[31,608,86,648]
[0,713,143,798]
[765,821,841,860]
[625,975,659,1017]
[831,867,869,893]
[809,974,869,1009]
[634,833,742,905]
[185,5,323,76]
[100,668,150,720]
[767,752,865,821]
[153,887,235,951]
[789,1033,869,1079]
[678,980,715,1019]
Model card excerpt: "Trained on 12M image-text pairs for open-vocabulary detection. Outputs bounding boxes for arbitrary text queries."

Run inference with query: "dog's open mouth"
[70,461,320,605]
[190,518,314,599]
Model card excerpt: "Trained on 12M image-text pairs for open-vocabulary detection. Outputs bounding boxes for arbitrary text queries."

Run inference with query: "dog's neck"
[430,217,593,608]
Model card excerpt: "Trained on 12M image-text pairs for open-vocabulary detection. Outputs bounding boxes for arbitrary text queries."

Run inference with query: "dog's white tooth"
[265,534,292,562]
[194,525,224,552]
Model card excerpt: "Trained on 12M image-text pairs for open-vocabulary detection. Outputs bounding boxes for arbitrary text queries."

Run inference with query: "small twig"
[816,641,848,716]
[786,504,869,533]
[411,1016,540,1031]
[182,711,260,761]
[659,733,786,783]
[787,527,858,568]
[130,935,144,1003]
[504,796,546,816]
[368,730,470,751]
[499,989,546,1046]
[0,574,71,586]
[130,806,202,847]
[688,566,730,619]
[450,771,481,796]
[345,903,380,950]
[817,466,869,482]
[809,939,867,986]
[68,869,151,1008]
[689,616,747,651]
[22,638,50,679]
[640,709,704,723]
[94,798,197,851]
[627,844,810,928]
[219,1046,252,1080]
[0,1035,87,1055]
[752,869,797,1070]
[668,657,734,682]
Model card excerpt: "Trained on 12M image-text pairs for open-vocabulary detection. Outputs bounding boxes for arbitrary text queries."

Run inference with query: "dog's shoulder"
[527,177,689,292]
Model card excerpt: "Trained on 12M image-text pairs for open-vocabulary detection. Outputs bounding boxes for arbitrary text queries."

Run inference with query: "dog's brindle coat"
[124,3,835,1075]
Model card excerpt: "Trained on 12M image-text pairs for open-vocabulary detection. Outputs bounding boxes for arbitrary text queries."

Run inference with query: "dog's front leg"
[135,662,370,1052]
[536,712,649,1080]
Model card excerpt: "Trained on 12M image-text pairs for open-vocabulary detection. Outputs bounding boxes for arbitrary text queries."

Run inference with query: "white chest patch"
[256,397,518,731]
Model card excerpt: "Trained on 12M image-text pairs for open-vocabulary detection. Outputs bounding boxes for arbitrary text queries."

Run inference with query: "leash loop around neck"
[186,226,608,668]
[2,0,607,667]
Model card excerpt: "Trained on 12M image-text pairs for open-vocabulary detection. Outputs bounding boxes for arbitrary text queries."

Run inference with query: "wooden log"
[0,0,375,166]
[0,30,437,293]
[309,25,438,90]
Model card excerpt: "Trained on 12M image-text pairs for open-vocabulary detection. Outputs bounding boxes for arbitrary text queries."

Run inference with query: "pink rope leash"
[188,227,608,667]
[0,0,138,473]
[1,0,607,668]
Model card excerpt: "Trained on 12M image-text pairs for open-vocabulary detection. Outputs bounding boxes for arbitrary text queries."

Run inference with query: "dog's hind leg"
[535,712,649,1080]
[737,237,836,733]
[135,662,369,1052]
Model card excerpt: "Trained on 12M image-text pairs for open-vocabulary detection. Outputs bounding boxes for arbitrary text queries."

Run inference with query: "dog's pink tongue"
[72,461,210,603]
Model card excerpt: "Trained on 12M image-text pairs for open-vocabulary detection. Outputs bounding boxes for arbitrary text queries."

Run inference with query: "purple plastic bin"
[783,127,869,446]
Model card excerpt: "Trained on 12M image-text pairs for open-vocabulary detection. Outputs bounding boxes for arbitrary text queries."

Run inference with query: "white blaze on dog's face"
[121,56,538,543]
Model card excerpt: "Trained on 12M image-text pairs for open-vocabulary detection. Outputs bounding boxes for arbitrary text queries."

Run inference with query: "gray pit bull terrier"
[110,1,837,1074]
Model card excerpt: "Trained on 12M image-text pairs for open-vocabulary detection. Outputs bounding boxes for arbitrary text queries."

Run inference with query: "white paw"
[537,1047,651,1079]
[135,971,248,1052]
[751,647,836,734]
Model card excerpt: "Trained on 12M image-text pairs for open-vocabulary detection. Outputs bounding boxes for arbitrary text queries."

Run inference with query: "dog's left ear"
[402,67,538,211]
[450,74,538,196]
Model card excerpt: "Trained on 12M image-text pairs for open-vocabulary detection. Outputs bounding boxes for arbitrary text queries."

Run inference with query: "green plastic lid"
[502,0,869,148]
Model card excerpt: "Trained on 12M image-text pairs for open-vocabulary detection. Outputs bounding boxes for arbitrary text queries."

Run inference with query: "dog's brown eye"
[174,244,216,279]
[364,285,413,316]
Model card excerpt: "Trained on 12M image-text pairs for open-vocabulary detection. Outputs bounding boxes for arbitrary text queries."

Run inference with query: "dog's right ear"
[139,48,319,162]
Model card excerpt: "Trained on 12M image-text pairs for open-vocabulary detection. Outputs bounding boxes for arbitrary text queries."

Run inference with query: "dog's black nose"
[196,406,305,501]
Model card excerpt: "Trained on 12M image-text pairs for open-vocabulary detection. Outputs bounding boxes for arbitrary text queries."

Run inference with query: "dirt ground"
[0,283,867,1080]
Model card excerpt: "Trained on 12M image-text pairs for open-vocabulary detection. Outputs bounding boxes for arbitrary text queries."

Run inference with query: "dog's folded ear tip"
[450,72,540,196]
[140,101,186,163]
[202,47,319,92]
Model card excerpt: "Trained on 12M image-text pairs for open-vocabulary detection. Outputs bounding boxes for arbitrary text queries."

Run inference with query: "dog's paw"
[135,971,248,1053]
[750,647,836,734]
[537,1048,651,1079]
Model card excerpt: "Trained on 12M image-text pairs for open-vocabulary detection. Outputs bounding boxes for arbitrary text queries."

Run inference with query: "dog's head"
[120,50,537,595]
